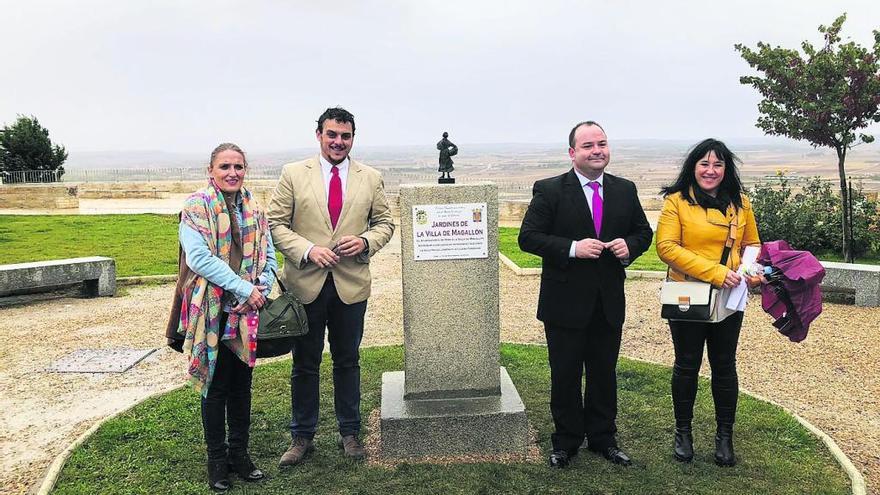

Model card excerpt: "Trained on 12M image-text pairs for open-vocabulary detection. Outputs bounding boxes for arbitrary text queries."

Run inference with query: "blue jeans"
[290,275,367,439]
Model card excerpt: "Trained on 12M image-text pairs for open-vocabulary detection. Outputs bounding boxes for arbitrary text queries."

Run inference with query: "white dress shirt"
[319,155,350,199]
[303,155,351,261]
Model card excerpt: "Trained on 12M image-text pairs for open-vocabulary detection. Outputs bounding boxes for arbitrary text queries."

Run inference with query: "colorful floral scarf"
[178,179,269,396]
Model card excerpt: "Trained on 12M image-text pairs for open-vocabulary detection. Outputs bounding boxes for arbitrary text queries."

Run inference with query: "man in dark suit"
[519,121,652,468]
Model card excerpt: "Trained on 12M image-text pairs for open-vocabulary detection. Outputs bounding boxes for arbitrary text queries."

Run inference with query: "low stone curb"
[33,382,185,495]
[498,253,665,280]
[498,253,541,276]
[34,352,865,494]
[32,352,296,495]
[742,389,867,495]
[117,274,177,286]
[506,342,867,495]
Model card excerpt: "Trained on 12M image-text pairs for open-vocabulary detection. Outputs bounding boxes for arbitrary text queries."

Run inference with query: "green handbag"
[257,269,309,358]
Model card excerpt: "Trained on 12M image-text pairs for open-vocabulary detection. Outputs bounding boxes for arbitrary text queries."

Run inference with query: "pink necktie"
[588,181,602,237]
[328,165,342,229]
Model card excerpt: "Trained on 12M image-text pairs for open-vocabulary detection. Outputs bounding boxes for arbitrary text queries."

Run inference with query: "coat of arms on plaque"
[472,208,482,223]
[415,209,428,225]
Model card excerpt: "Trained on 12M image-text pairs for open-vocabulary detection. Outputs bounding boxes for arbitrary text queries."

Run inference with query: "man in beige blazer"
[268,107,394,466]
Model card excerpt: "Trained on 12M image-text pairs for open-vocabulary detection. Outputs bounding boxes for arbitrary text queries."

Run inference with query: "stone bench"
[820,261,880,307]
[0,257,116,298]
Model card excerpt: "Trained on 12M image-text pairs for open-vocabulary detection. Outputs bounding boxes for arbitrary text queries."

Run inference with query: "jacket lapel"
[338,159,364,230]
[307,156,333,231]
[600,173,622,238]
[563,169,594,236]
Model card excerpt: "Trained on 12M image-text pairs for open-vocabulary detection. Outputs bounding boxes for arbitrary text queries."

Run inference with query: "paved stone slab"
[379,367,528,458]
[46,348,156,373]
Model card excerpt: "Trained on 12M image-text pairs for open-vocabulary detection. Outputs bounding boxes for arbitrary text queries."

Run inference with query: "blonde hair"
[208,142,248,169]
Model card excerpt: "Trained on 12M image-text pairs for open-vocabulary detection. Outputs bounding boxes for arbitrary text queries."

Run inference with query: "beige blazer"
[267,156,395,304]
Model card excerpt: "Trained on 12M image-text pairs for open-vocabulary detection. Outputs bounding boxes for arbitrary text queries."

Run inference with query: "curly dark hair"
[316,107,355,135]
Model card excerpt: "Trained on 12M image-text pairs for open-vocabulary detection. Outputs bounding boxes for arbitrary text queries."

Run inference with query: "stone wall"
[0,184,79,209]
[1,179,665,219]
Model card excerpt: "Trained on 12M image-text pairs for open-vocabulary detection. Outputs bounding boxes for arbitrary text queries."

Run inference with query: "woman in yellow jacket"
[656,138,760,467]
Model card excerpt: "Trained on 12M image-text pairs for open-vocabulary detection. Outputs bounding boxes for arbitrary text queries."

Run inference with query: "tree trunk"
[836,147,853,263]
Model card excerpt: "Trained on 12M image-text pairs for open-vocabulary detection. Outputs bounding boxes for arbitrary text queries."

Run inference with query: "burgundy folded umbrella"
[757,240,826,343]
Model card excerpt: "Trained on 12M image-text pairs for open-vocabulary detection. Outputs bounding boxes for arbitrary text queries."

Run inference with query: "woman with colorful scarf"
[168,142,277,491]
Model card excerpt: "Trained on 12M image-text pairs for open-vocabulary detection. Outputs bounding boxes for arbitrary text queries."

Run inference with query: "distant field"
[499,227,665,271]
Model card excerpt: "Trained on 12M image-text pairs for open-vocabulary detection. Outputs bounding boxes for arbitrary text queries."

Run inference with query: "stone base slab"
[379,367,528,458]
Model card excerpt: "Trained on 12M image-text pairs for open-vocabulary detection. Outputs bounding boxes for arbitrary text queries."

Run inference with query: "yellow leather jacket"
[656,189,760,287]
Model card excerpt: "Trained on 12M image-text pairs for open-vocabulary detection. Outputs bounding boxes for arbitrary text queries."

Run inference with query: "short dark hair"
[660,138,744,209]
[442,131,448,138]
[568,121,606,148]
[316,107,355,135]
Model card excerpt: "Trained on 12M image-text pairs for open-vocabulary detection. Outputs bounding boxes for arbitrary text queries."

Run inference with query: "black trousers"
[669,311,744,426]
[544,303,622,454]
[201,317,254,461]
[290,274,367,439]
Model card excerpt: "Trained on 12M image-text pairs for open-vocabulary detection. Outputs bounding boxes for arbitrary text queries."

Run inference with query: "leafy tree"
[735,14,880,262]
[0,115,68,183]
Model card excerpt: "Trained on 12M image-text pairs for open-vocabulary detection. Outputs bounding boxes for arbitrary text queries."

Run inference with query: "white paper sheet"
[724,245,760,311]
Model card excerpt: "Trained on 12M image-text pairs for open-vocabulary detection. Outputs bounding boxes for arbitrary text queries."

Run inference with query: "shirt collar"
[573,168,604,189]
[319,154,350,174]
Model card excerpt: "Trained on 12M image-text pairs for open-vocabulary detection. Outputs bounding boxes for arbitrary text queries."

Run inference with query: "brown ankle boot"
[279,436,315,467]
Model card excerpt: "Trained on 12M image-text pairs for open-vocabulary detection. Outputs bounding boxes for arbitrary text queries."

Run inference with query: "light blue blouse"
[179,192,277,311]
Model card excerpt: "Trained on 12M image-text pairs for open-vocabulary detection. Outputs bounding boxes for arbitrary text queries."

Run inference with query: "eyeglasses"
[215,163,246,171]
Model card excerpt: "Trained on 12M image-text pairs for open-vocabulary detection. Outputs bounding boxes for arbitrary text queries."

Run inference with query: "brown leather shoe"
[278,436,315,467]
[337,434,366,460]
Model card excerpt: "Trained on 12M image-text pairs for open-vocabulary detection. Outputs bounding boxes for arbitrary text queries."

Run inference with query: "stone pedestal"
[380,182,528,458]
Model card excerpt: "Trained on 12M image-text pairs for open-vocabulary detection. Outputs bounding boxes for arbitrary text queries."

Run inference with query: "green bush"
[750,175,880,257]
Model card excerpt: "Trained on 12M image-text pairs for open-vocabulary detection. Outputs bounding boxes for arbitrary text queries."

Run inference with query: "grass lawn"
[815,252,880,265]
[0,214,180,277]
[0,214,285,277]
[1,215,872,277]
[52,344,850,495]
[500,227,666,271]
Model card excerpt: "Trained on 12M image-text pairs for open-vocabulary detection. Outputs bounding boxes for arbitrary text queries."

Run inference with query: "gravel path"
[2,232,878,494]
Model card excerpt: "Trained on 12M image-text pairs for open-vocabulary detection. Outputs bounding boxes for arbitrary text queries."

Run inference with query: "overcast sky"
[2,0,879,153]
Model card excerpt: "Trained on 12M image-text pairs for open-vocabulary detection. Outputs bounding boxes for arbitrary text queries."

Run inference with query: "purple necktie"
[588,181,602,237]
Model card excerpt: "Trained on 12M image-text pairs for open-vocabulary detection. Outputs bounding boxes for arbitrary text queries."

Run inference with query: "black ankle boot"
[207,459,231,491]
[673,422,694,462]
[714,423,736,467]
[229,451,264,482]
